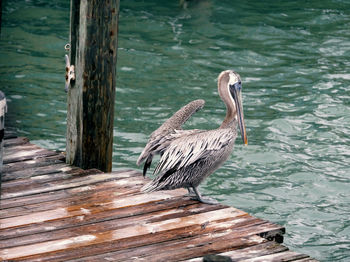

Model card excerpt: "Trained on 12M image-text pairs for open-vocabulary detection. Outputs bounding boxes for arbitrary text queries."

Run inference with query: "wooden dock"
[0,135,317,261]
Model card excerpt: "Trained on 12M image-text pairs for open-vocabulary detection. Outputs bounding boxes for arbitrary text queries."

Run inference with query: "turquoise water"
[1,0,350,261]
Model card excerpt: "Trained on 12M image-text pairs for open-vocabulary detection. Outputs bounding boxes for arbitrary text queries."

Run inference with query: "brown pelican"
[137,70,248,204]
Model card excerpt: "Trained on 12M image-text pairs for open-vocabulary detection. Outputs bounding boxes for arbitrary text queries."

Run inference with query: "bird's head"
[218,70,248,145]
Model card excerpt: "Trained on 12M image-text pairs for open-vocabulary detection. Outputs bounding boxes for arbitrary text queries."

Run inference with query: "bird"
[136,70,248,204]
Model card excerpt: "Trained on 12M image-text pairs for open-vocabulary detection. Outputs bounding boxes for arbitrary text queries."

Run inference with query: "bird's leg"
[185,187,196,197]
[191,186,219,205]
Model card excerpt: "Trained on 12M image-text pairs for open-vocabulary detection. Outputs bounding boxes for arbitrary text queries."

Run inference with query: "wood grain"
[0,136,317,261]
[66,0,119,172]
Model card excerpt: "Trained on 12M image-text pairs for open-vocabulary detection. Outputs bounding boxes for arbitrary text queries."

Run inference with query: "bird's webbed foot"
[191,186,219,205]
[194,196,219,205]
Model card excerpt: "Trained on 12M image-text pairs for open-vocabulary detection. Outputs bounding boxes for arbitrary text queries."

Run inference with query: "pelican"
[137,70,248,204]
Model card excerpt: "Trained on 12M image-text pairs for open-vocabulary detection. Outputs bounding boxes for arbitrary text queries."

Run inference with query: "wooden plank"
[1,170,138,199]
[0,204,283,257]
[217,241,290,261]
[134,235,265,262]
[1,162,73,182]
[0,189,190,230]
[0,217,283,261]
[1,168,102,196]
[0,202,224,248]
[0,170,140,209]
[187,241,289,261]
[3,143,60,164]
[0,207,253,261]
[1,154,65,174]
[2,195,282,252]
[238,250,309,261]
[0,195,197,240]
[4,142,37,152]
[72,222,267,262]
[3,130,17,139]
[3,137,29,147]
[1,168,103,193]
[0,177,143,218]
[1,165,79,186]
[81,235,267,262]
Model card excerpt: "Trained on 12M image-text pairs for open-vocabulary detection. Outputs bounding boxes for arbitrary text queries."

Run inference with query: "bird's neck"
[220,106,237,129]
[217,74,237,129]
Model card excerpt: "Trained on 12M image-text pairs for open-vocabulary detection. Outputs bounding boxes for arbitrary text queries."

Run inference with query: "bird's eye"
[238,81,242,85]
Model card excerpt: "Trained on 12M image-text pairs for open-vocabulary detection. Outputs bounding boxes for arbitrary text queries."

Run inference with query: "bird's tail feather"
[141,180,159,193]
[142,156,153,177]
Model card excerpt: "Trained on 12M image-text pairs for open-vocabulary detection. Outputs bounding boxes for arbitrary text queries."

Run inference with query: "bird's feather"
[136,99,205,171]
[153,128,234,177]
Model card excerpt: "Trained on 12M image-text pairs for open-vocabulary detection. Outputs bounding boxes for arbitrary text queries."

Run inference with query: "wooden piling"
[66,0,119,172]
[0,0,2,36]
[0,91,7,194]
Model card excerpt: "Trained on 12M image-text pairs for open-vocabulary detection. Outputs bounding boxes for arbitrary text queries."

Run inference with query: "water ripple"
[1,1,350,261]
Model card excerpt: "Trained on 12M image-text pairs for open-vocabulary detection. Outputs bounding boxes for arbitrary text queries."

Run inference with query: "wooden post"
[66,0,119,172]
[0,91,7,195]
[0,0,2,36]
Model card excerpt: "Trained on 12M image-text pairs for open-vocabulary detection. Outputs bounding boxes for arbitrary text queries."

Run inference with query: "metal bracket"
[65,55,75,92]
[64,44,75,92]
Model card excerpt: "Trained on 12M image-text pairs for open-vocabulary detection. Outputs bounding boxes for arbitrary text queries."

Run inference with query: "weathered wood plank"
[0,202,224,248]
[1,168,103,193]
[1,219,284,261]
[1,208,278,261]
[238,250,309,261]
[0,175,144,218]
[1,163,73,182]
[1,204,284,256]
[0,170,140,209]
[136,235,265,262]
[186,241,289,261]
[1,170,139,199]
[3,137,29,147]
[78,235,267,262]
[219,241,290,261]
[1,153,65,174]
[4,143,38,153]
[0,185,138,218]
[0,195,197,240]
[3,129,17,139]
[0,208,240,259]
[72,223,269,262]
[1,165,82,188]
[0,189,191,230]
[3,143,60,164]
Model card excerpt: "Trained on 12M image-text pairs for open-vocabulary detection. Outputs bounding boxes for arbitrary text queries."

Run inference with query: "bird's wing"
[153,129,233,177]
[136,99,205,167]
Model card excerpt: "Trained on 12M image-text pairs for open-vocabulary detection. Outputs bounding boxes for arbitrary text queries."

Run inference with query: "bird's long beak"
[230,82,248,145]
